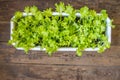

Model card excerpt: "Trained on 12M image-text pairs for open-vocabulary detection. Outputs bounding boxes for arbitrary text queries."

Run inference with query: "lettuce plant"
[9,2,114,56]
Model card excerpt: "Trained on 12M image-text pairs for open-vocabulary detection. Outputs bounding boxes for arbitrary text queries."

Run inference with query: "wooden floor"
[0,0,120,80]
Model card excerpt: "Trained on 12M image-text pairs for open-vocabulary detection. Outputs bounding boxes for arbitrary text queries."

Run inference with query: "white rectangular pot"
[10,12,111,51]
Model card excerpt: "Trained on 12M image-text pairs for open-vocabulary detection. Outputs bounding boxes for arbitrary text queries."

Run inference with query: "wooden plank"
[0,22,10,41]
[0,63,119,80]
[98,0,120,25]
[0,42,120,66]
[112,25,120,46]
[0,63,78,80]
[0,0,120,24]
[0,1,119,80]
[0,0,98,22]
[0,0,98,10]
[77,66,120,80]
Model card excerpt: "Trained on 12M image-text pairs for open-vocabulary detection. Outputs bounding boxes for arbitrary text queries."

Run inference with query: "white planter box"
[10,12,111,51]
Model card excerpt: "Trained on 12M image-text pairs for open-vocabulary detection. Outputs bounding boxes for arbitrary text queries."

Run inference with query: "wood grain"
[98,0,120,25]
[0,22,10,41]
[0,42,120,66]
[0,63,119,80]
[0,0,114,23]
[112,25,120,46]
[0,0,120,80]
[0,0,119,24]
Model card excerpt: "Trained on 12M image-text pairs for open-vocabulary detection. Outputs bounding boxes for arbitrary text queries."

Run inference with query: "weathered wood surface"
[0,63,120,80]
[0,42,120,66]
[0,0,120,80]
[0,0,120,24]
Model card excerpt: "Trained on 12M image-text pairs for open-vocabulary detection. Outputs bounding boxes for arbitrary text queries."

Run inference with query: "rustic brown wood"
[0,22,10,41]
[112,25,120,46]
[0,63,119,80]
[0,0,120,24]
[98,0,120,25]
[0,0,120,80]
[0,42,120,66]
[0,0,98,22]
